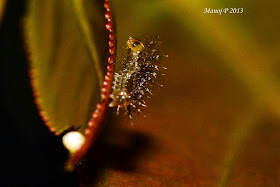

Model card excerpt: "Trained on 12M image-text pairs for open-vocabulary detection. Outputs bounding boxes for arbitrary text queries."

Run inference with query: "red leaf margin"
[65,0,116,171]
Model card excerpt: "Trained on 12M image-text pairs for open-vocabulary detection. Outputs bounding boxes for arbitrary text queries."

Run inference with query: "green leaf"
[24,0,107,134]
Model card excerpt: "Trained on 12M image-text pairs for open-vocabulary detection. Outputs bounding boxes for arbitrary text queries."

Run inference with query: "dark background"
[0,1,79,186]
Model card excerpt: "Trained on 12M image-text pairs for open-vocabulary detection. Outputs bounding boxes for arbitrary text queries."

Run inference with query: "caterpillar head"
[127,37,144,54]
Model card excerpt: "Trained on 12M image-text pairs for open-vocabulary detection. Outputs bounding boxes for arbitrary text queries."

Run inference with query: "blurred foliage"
[0,0,6,25]
[1,0,280,186]
[103,0,280,186]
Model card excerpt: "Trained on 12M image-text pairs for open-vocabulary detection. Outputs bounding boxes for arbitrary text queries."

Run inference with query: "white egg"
[62,131,85,154]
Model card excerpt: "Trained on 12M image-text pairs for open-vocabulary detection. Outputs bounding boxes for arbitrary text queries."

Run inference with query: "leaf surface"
[24,0,107,134]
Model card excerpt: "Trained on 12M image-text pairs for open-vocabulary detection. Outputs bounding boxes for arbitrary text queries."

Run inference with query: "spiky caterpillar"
[109,36,167,119]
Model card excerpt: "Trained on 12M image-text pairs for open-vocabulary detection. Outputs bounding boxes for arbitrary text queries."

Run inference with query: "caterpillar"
[109,36,167,119]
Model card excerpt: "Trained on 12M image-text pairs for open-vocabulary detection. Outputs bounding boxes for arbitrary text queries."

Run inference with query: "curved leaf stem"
[218,104,262,186]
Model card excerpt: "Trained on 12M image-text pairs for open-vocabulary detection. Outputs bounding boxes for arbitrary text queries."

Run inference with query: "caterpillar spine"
[109,36,167,119]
